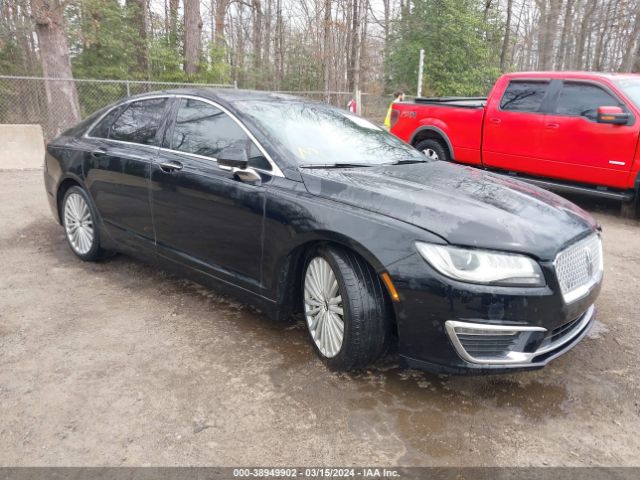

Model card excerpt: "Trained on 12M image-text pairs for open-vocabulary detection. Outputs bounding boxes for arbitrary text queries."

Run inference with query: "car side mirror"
[597,106,630,125]
[217,146,249,170]
[217,146,261,184]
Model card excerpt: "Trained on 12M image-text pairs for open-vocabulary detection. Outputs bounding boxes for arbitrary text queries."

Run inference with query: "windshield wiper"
[298,163,375,169]
[382,159,427,165]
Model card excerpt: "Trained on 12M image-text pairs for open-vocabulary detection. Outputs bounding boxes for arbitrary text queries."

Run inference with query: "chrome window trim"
[83,93,284,177]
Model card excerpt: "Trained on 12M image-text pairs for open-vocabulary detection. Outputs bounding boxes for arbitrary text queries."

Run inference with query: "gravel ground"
[0,169,639,467]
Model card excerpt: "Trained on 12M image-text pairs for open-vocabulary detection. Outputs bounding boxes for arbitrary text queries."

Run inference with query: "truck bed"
[413,97,487,108]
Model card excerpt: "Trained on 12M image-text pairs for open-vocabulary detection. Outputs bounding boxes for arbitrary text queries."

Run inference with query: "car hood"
[300,161,598,260]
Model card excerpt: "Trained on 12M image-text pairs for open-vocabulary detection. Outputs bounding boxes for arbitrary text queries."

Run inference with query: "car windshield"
[235,100,426,167]
[614,78,640,108]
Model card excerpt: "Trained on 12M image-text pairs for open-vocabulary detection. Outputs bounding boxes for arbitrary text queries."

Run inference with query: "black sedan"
[44,89,603,374]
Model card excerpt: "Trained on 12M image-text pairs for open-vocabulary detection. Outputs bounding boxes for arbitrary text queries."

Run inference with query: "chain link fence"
[0,75,390,140]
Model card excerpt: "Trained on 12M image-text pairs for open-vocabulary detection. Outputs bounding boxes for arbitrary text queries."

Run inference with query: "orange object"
[380,272,400,302]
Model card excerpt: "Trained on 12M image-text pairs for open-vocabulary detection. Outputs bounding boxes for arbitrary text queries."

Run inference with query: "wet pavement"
[0,170,639,466]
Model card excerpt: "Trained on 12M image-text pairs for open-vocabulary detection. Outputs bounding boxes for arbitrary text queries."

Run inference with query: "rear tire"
[62,186,110,261]
[302,245,389,371]
[415,138,450,162]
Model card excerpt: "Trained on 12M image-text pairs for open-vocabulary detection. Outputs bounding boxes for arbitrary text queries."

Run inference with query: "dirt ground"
[0,169,639,467]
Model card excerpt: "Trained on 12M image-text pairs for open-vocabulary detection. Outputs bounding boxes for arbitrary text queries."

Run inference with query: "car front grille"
[554,234,603,303]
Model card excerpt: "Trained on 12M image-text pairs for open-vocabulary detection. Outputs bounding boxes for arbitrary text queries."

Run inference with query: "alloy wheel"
[64,193,95,255]
[304,257,345,358]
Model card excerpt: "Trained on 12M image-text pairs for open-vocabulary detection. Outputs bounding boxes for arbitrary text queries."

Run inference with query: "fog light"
[445,320,546,365]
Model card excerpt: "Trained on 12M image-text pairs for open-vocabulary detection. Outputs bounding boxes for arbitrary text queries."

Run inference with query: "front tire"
[62,186,108,261]
[415,138,450,162]
[302,246,388,371]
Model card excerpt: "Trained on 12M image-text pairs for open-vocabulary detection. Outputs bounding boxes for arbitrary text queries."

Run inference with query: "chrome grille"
[555,234,603,303]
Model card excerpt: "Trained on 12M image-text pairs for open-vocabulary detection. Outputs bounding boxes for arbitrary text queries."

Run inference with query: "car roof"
[126,87,317,108]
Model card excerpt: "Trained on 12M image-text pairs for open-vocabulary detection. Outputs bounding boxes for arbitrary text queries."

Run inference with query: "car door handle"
[545,123,560,129]
[489,117,501,124]
[91,148,107,158]
[159,160,183,173]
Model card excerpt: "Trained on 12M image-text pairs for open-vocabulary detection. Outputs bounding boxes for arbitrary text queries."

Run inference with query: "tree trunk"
[537,0,560,70]
[555,0,573,69]
[633,40,640,73]
[30,0,81,138]
[252,0,263,82]
[126,0,149,78]
[347,0,361,93]
[622,3,640,71]
[263,0,272,84]
[215,0,229,47]
[574,0,596,69]
[323,0,332,99]
[499,0,513,71]
[275,0,284,88]
[169,0,179,48]
[184,0,202,74]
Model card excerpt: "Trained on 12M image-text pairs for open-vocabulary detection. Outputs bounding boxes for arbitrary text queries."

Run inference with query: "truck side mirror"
[597,106,630,125]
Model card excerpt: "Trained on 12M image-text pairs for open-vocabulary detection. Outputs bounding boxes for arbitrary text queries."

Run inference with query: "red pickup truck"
[390,72,640,215]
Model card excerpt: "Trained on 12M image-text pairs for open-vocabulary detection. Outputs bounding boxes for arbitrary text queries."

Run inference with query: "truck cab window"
[555,82,625,121]
[500,81,548,113]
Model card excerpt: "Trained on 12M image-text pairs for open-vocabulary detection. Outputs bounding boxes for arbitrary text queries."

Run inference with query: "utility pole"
[417,49,425,97]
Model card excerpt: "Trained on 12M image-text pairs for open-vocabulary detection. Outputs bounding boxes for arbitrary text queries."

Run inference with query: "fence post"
[417,49,425,97]
[126,81,131,97]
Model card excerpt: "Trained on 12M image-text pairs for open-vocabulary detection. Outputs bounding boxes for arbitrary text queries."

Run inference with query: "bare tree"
[184,0,202,74]
[323,0,332,99]
[500,0,513,71]
[621,2,640,71]
[347,0,361,93]
[30,0,81,137]
[126,0,149,78]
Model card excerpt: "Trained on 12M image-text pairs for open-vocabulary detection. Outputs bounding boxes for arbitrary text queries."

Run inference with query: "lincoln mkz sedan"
[44,89,603,374]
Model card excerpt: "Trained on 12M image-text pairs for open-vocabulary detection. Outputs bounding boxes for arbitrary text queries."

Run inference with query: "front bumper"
[387,252,601,375]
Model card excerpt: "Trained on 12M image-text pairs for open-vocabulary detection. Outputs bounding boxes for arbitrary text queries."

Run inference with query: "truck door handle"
[159,160,183,173]
[489,118,501,124]
[545,123,560,129]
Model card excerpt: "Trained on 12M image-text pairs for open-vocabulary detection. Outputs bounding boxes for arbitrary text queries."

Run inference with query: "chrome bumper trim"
[445,304,595,365]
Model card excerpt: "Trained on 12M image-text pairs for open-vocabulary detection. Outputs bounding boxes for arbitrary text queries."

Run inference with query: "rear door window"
[109,98,168,146]
[88,105,125,139]
[555,82,625,121]
[500,81,549,113]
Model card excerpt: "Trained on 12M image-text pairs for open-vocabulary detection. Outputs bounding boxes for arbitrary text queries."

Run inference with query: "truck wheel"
[415,139,450,162]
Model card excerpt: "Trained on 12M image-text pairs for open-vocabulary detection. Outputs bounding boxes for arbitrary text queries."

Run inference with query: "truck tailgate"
[391,102,484,165]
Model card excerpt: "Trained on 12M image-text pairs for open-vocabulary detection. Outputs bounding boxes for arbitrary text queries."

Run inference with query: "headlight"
[415,242,544,286]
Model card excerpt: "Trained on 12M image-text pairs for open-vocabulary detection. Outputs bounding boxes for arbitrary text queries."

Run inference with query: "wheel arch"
[273,234,397,333]
[55,175,85,224]
[410,126,454,160]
